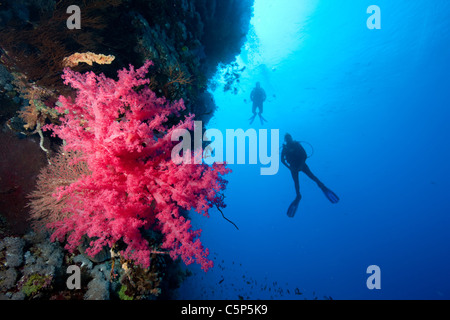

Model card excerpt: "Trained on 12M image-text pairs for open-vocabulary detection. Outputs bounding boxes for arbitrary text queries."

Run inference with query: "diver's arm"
[281,149,290,169]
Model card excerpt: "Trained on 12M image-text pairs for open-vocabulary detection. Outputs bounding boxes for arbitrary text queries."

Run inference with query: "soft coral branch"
[35,61,229,271]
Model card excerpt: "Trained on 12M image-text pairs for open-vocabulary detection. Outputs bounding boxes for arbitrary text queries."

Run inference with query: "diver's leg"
[302,164,325,189]
[302,164,339,203]
[290,168,301,198]
[249,104,257,123]
[258,104,267,124]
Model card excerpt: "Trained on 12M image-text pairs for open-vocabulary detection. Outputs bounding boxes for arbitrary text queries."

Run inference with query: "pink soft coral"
[44,61,229,271]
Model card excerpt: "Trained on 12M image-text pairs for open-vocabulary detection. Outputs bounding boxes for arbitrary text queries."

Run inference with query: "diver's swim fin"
[249,114,257,125]
[321,186,339,204]
[287,196,301,218]
[259,114,268,125]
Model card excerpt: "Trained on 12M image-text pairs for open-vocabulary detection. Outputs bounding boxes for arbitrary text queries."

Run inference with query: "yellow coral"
[62,52,115,68]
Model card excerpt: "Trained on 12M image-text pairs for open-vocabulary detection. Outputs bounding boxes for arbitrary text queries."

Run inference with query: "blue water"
[178,0,450,300]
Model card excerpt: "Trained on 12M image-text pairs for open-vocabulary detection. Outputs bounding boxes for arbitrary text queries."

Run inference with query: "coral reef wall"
[0,0,254,126]
[0,0,253,233]
[0,0,254,300]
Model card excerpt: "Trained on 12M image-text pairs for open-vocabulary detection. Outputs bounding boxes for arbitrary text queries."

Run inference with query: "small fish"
[218,278,224,284]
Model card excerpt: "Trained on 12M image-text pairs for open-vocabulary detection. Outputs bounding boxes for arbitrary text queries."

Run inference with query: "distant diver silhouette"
[281,133,339,217]
[249,82,267,125]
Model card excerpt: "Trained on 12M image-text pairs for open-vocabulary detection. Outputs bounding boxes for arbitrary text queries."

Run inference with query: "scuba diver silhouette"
[249,82,268,125]
[281,133,339,217]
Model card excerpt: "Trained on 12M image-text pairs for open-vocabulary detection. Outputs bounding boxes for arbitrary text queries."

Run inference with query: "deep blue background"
[178,0,450,300]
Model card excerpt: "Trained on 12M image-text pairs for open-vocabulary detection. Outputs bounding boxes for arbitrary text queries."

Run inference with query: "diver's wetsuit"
[281,141,325,198]
[250,85,266,115]
[282,135,340,211]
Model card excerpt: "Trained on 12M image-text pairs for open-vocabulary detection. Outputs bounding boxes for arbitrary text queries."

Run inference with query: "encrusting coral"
[62,52,116,68]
